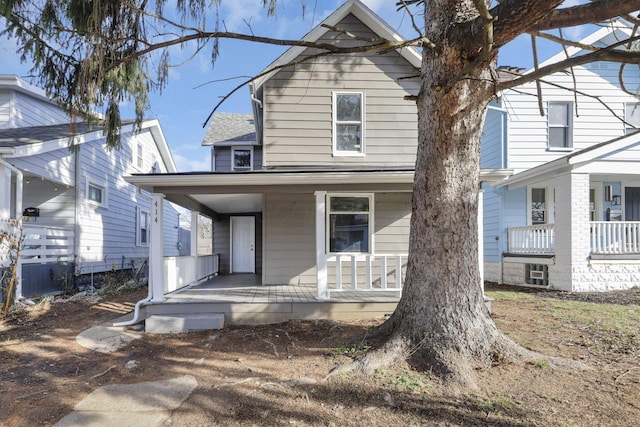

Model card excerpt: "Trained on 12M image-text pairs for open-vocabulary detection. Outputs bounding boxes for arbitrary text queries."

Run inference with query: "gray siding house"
[126,0,510,311]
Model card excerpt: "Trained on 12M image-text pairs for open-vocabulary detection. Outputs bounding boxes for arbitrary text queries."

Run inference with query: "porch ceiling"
[191,194,263,214]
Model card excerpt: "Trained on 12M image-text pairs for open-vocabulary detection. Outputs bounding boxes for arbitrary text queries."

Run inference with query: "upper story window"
[232,147,253,171]
[548,102,572,149]
[625,102,640,135]
[86,178,108,208]
[333,92,365,156]
[531,188,546,225]
[136,143,144,169]
[327,194,372,253]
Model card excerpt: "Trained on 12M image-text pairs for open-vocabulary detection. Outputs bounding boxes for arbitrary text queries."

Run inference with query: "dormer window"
[232,147,253,171]
[333,92,365,156]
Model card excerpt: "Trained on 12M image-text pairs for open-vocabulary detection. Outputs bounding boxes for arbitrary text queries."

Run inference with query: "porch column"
[190,210,199,257]
[551,172,590,291]
[314,191,328,300]
[478,188,484,297]
[150,193,166,303]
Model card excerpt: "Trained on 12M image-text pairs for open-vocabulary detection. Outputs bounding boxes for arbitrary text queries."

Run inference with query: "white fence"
[20,225,75,265]
[163,253,220,293]
[508,224,555,255]
[326,253,407,295]
[590,221,640,254]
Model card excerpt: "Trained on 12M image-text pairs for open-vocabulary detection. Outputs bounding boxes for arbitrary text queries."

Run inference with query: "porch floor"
[140,274,401,327]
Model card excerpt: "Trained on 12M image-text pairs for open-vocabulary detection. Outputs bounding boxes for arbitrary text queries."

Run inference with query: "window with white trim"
[327,194,372,253]
[232,147,253,171]
[136,143,144,169]
[136,207,150,246]
[531,188,546,225]
[625,102,640,135]
[333,92,365,155]
[548,102,572,148]
[86,178,107,208]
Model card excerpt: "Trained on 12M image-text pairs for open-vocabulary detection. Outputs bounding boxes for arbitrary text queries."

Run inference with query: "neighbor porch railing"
[163,253,219,293]
[590,221,640,254]
[326,253,407,295]
[508,224,555,255]
[21,225,75,264]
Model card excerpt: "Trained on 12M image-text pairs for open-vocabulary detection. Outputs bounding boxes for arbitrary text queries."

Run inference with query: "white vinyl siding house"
[1,75,187,298]
[481,23,640,291]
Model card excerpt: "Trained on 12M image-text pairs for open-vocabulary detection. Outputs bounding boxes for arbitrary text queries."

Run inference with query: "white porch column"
[150,193,166,303]
[314,191,328,300]
[190,210,199,257]
[478,188,484,297]
[551,172,590,291]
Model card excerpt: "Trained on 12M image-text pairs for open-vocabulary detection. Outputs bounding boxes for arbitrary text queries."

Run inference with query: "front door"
[230,216,255,273]
[625,187,640,221]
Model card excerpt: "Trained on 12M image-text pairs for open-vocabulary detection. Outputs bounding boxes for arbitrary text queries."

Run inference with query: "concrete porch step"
[145,313,225,334]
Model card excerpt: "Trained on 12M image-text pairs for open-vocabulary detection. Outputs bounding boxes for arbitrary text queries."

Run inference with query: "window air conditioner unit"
[529,270,545,280]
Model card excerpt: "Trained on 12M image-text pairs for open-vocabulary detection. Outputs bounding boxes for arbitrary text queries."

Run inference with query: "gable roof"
[202,113,257,146]
[251,0,421,92]
[0,119,177,173]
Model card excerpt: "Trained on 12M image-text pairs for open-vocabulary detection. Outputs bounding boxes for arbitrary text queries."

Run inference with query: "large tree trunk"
[352,0,531,387]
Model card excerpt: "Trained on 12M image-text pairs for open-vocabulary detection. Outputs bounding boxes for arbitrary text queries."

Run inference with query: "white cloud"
[172,151,211,172]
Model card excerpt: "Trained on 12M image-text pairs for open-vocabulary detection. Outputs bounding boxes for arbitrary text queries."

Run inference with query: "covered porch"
[497,131,640,291]
[124,168,511,327]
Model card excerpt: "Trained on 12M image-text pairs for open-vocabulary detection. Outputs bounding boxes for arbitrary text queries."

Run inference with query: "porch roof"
[126,168,512,216]
[496,131,640,189]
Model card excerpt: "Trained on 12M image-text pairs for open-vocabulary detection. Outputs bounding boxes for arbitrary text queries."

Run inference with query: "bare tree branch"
[530,0,640,31]
[499,35,640,90]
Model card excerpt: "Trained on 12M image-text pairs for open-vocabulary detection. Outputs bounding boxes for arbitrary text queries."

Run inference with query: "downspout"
[113,190,153,327]
[0,156,23,300]
[74,148,81,285]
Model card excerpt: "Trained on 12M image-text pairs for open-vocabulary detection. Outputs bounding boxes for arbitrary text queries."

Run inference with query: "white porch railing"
[326,253,407,295]
[590,221,640,254]
[508,224,555,255]
[163,253,219,293]
[20,225,75,265]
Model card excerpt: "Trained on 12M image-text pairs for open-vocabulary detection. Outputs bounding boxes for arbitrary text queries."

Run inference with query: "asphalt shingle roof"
[202,113,257,146]
[0,121,135,147]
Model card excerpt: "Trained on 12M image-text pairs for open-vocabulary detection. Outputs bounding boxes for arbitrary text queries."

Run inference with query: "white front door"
[231,216,255,273]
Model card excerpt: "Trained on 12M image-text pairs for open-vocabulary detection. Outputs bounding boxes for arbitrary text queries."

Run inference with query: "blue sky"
[0,0,586,171]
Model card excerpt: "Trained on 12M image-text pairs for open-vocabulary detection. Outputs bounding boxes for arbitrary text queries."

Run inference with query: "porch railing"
[508,224,555,255]
[590,221,640,254]
[326,253,407,295]
[21,225,75,265]
[163,253,219,293]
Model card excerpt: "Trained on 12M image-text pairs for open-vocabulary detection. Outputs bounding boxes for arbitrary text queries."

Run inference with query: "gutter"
[113,282,153,327]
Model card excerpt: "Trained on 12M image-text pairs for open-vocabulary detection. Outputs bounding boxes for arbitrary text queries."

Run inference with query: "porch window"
[137,207,150,246]
[232,147,253,171]
[531,188,546,225]
[333,92,365,155]
[590,188,596,221]
[327,194,372,253]
[548,102,572,148]
[625,102,640,135]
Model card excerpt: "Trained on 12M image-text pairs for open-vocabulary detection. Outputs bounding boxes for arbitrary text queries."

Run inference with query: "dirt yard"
[1,284,639,426]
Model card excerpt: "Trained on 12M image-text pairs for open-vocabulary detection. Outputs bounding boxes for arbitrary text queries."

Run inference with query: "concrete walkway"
[55,375,197,427]
[65,319,197,426]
